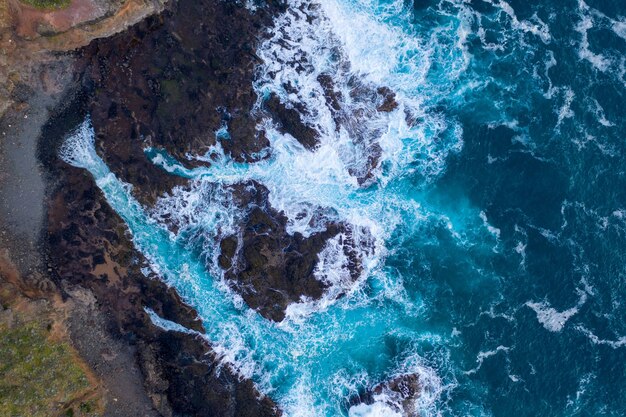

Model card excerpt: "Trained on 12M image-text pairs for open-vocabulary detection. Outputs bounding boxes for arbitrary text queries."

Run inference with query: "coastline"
[1,0,281,415]
[0,48,162,416]
[2,0,411,414]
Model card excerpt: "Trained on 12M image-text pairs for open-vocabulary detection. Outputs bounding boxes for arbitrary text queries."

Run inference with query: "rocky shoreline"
[40,94,280,415]
[1,0,287,415]
[1,0,343,413]
[1,0,418,415]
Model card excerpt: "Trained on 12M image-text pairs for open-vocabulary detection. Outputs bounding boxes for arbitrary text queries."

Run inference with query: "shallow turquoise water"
[62,0,626,415]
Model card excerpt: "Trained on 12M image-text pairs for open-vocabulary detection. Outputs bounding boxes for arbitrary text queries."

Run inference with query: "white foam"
[284,232,370,322]
[556,87,575,129]
[62,115,458,417]
[482,0,551,43]
[575,0,611,72]
[542,50,558,99]
[525,289,587,332]
[60,1,529,414]
[464,345,510,375]
[613,20,626,41]
[479,210,501,243]
[591,99,615,127]
[146,307,199,335]
[348,402,402,417]
[141,0,468,336]
[612,209,626,220]
[575,326,626,349]
[59,118,110,178]
[255,0,463,190]
[394,349,447,415]
[514,241,527,267]
[508,374,521,383]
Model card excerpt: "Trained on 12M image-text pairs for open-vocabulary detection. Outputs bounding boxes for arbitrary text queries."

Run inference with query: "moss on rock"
[0,313,101,417]
[19,0,71,11]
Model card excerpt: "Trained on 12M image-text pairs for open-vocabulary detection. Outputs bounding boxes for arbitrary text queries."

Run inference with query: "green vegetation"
[19,0,71,11]
[0,317,100,417]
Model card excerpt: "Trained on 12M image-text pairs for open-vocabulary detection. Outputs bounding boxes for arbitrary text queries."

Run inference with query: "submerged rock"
[376,86,398,113]
[352,373,422,417]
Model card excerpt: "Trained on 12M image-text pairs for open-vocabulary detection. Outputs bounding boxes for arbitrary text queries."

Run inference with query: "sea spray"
[60,119,447,416]
[59,0,626,415]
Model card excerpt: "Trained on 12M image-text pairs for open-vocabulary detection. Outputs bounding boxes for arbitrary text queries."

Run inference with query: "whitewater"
[61,0,626,416]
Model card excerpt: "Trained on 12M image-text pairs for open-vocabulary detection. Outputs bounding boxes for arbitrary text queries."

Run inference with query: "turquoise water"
[62,0,626,415]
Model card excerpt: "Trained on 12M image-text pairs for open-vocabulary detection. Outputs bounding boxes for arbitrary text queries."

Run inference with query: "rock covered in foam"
[218,180,364,322]
[352,373,422,417]
[264,93,320,149]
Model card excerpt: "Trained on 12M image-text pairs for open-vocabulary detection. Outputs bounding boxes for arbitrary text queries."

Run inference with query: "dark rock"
[317,73,342,115]
[38,0,292,409]
[36,0,374,413]
[264,93,320,149]
[376,86,398,113]
[351,373,421,417]
[45,159,281,417]
[77,0,286,206]
[220,181,356,322]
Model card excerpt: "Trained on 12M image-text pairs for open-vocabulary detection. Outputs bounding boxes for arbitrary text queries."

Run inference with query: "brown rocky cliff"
[0,0,168,120]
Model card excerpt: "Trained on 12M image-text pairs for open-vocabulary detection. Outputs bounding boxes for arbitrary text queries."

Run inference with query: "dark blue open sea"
[61,0,626,415]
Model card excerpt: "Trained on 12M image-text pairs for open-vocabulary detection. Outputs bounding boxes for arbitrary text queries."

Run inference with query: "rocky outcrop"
[74,0,362,323]
[1,0,384,414]
[264,93,320,149]
[0,0,327,414]
[40,105,280,415]
[219,181,364,322]
[76,0,284,205]
[352,373,422,417]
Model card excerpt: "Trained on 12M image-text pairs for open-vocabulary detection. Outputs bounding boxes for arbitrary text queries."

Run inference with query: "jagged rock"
[264,93,320,149]
[352,373,422,417]
[40,88,282,415]
[218,181,363,322]
[376,86,398,113]
[75,0,285,205]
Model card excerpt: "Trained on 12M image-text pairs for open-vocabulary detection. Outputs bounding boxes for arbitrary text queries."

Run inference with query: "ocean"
[60,0,626,415]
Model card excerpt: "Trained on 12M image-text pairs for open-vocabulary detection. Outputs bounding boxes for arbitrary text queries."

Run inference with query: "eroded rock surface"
[74,0,363,323]
[352,373,422,417]
[219,181,364,322]
[42,118,280,415]
[78,0,283,205]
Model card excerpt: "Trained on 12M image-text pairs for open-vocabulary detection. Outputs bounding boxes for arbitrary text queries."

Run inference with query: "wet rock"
[317,73,342,115]
[7,0,297,414]
[40,94,280,415]
[218,235,238,270]
[45,158,281,416]
[352,373,422,417]
[78,0,285,206]
[219,181,361,322]
[264,93,320,149]
[376,86,398,113]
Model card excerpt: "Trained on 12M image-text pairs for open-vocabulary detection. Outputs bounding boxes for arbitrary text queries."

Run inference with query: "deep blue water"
[61,0,626,415]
